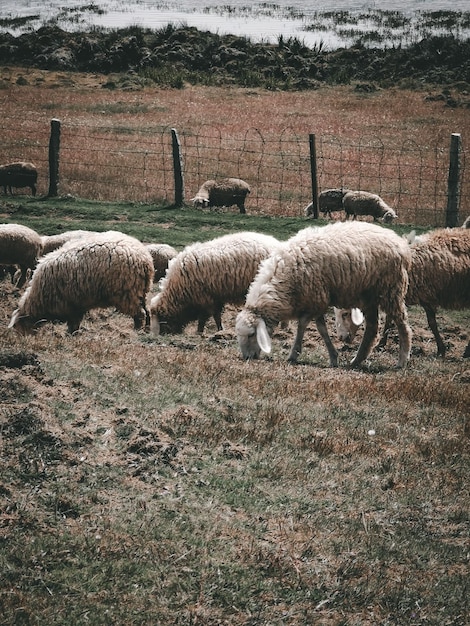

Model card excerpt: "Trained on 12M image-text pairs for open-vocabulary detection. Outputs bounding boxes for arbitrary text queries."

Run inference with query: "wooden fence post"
[308,133,318,218]
[445,132,461,228]
[48,118,60,197]
[171,128,184,207]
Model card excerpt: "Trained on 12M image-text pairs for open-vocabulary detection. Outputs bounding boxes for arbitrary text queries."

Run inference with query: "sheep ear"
[256,318,272,354]
[351,308,364,326]
[8,309,19,328]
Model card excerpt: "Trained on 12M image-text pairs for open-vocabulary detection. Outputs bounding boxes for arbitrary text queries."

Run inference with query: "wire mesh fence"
[0,115,467,227]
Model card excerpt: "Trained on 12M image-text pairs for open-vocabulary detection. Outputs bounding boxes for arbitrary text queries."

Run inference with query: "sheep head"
[8,310,37,335]
[382,209,397,223]
[235,309,272,359]
[334,307,364,344]
[191,195,210,208]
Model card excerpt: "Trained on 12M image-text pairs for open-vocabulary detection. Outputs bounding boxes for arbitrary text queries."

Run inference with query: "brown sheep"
[191,178,251,214]
[0,161,38,196]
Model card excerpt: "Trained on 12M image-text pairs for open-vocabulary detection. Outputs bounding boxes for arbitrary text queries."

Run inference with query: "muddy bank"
[0,25,469,91]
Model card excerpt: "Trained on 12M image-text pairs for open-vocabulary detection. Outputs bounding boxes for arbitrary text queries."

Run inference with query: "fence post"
[308,133,318,218]
[445,132,461,228]
[171,128,184,207]
[48,118,60,197]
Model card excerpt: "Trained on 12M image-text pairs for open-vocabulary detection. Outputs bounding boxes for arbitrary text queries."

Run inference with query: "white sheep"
[9,231,154,335]
[235,221,412,368]
[150,231,280,335]
[342,190,397,223]
[191,178,251,214]
[0,161,38,196]
[305,188,350,218]
[145,243,177,282]
[335,227,470,358]
[40,230,98,255]
[0,223,43,288]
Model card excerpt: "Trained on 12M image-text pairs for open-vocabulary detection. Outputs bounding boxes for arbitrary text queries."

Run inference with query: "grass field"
[0,194,469,624]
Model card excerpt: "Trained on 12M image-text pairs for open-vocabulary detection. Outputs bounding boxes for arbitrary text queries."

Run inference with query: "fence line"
[0,116,466,227]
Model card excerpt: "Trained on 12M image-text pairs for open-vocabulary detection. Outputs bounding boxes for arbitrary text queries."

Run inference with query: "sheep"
[9,231,154,335]
[0,161,38,196]
[191,178,251,214]
[342,190,397,223]
[305,188,350,218]
[145,243,177,282]
[0,223,43,288]
[150,231,280,335]
[235,221,412,368]
[40,230,98,255]
[335,227,470,358]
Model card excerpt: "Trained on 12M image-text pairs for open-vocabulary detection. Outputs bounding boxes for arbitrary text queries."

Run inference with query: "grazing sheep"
[0,161,38,196]
[150,231,280,335]
[191,178,251,214]
[40,230,98,255]
[305,188,350,218]
[9,231,154,335]
[235,221,412,368]
[145,243,177,282]
[0,223,43,288]
[342,190,397,223]
[335,227,470,358]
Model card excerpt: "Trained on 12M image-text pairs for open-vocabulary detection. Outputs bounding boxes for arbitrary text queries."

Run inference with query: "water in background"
[2,1,470,49]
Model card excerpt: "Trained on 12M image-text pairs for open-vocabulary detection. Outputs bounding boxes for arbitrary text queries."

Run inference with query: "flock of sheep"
[191,179,399,224]
[0,163,395,223]
[0,162,468,364]
[2,209,469,367]
[305,187,399,223]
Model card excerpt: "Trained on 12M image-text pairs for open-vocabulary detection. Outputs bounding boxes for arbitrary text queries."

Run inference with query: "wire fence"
[0,115,467,227]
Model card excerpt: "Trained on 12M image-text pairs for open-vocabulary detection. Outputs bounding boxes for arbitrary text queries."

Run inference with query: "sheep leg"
[133,302,148,330]
[15,266,28,289]
[143,299,151,329]
[212,309,224,332]
[351,304,379,367]
[377,313,394,349]
[392,303,412,368]
[238,202,246,214]
[315,314,339,367]
[422,303,445,357]
[67,314,84,334]
[287,313,313,363]
[197,314,210,334]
